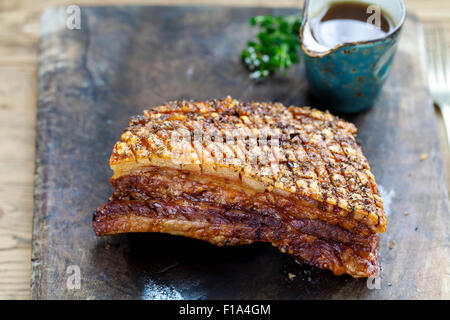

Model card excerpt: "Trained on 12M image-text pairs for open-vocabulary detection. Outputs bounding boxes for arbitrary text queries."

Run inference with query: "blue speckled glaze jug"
[299,0,406,113]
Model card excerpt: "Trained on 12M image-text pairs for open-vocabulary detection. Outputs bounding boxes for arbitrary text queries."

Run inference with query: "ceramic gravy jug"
[299,0,406,113]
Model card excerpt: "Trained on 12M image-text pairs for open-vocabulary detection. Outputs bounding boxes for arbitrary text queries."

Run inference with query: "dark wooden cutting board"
[32,5,449,299]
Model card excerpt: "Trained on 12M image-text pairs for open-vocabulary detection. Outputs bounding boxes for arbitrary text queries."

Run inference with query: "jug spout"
[300,0,333,55]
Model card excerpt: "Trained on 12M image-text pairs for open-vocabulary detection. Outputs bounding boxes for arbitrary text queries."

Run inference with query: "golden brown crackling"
[109,97,386,233]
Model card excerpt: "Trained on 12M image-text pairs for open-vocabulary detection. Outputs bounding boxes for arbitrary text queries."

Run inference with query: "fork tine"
[438,27,450,90]
[432,26,447,91]
[425,25,438,89]
[424,26,433,84]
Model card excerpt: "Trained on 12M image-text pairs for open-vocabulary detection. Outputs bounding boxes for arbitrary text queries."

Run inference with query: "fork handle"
[441,103,450,150]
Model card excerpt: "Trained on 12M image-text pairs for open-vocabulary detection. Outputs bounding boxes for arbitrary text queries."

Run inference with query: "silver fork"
[425,25,450,149]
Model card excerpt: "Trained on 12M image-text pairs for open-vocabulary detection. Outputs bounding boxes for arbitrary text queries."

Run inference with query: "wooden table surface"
[1,0,449,300]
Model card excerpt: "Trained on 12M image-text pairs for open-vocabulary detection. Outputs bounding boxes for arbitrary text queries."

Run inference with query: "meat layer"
[94,166,380,277]
[94,199,380,278]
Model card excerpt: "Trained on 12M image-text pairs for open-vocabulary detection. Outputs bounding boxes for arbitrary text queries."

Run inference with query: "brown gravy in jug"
[311,1,394,49]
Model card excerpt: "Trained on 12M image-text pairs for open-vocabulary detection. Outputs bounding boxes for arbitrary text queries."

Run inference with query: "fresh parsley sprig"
[241,15,303,80]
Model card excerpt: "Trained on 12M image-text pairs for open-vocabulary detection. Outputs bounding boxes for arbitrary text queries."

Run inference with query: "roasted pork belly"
[93,97,386,278]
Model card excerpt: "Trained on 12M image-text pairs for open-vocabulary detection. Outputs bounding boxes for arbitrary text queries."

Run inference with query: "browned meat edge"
[93,169,380,278]
[93,200,380,278]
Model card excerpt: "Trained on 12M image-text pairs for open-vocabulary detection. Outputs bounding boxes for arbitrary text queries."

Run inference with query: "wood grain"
[1,0,449,300]
[0,68,36,300]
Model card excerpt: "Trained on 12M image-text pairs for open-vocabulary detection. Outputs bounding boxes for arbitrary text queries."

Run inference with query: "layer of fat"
[110,155,290,195]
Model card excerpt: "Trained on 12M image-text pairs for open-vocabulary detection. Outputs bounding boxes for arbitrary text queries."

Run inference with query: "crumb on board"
[288,273,296,281]
[404,211,410,216]
[105,243,110,250]
[389,240,396,250]
[420,153,428,161]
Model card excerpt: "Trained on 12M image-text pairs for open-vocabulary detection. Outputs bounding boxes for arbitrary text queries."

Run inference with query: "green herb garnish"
[241,15,302,80]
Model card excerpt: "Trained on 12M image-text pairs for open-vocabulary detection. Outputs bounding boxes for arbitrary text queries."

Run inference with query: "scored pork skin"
[93,97,386,278]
